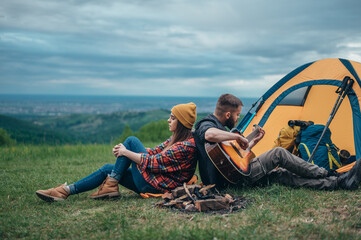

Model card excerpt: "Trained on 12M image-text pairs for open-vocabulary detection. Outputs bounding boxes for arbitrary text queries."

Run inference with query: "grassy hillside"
[1,144,360,239]
[32,109,172,144]
[0,111,211,145]
[0,115,73,145]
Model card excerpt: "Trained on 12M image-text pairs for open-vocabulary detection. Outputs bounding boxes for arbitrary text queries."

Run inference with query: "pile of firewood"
[155,183,249,213]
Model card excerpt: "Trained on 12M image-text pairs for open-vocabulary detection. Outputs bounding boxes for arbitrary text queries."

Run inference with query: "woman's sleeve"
[140,142,194,173]
[146,138,170,155]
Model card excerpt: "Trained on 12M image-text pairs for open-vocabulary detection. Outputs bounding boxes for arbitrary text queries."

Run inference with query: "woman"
[36,102,197,202]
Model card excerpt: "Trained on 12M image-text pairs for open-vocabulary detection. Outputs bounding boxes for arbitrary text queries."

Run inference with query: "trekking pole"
[240,99,264,133]
[308,77,354,163]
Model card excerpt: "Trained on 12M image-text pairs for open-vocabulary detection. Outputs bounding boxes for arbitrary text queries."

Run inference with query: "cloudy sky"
[1,0,361,97]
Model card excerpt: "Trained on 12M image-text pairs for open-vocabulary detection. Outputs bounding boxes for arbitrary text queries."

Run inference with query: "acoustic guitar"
[205,126,261,184]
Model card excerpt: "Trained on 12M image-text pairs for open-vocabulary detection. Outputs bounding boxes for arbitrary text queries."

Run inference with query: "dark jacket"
[193,114,230,189]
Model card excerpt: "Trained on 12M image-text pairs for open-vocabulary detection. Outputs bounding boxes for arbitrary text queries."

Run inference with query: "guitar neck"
[245,125,261,142]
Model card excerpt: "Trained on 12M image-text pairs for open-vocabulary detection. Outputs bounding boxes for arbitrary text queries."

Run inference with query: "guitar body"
[205,142,255,184]
[204,126,260,184]
[220,140,256,173]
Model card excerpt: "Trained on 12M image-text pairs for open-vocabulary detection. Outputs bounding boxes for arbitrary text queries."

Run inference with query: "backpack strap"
[299,143,314,164]
[326,143,341,169]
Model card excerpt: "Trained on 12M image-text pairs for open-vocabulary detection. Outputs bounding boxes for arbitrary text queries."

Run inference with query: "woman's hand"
[113,143,127,157]
[112,144,119,157]
[112,143,142,164]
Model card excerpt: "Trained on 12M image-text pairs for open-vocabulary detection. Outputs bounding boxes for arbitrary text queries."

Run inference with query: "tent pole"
[308,77,354,163]
[240,98,264,133]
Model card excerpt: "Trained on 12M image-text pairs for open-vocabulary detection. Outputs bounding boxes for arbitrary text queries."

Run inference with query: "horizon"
[0,93,257,98]
[0,94,259,116]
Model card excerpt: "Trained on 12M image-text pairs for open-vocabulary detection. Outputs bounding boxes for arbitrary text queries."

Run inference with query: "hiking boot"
[327,169,340,177]
[90,177,120,199]
[36,183,70,202]
[338,158,361,190]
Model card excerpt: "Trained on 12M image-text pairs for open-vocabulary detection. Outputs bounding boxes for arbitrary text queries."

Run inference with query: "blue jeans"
[69,136,160,194]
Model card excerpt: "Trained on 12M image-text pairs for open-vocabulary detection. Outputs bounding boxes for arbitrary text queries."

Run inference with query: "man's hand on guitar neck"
[205,127,249,149]
[249,127,265,149]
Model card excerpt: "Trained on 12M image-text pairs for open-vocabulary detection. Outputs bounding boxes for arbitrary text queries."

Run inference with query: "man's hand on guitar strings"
[236,135,249,150]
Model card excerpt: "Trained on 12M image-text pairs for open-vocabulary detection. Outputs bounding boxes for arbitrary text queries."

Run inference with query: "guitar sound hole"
[230,142,243,157]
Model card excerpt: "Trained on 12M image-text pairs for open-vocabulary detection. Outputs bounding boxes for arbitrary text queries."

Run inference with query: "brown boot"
[90,177,120,199]
[36,183,70,202]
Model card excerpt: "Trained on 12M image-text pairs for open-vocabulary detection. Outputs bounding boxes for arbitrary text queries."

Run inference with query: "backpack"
[272,120,313,155]
[272,125,301,154]
[298,124,342,170]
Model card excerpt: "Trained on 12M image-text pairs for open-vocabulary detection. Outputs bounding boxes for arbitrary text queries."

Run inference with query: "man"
[194,93,361,191]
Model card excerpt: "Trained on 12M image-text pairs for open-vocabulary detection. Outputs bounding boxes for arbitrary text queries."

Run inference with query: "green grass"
[1,145,361,239]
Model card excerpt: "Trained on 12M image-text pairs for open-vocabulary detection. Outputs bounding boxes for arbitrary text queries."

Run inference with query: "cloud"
[1,0,361,97]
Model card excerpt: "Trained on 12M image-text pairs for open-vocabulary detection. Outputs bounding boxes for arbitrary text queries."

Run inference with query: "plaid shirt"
[137,138,197,192]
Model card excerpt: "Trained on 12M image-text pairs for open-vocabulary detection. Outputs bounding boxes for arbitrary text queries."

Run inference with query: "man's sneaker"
[36,183,70,202]
[90,177,120,199]
[338,158,361,190]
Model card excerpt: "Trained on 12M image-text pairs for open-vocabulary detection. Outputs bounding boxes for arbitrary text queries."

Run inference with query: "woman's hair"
[163,120,192,152]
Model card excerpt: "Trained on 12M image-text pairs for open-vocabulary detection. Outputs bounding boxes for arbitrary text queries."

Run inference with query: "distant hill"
[30,109,172,144]
[0,115,73,145]
[0,110,211,145]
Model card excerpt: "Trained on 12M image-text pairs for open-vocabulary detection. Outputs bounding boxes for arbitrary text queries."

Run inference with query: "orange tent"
[238,58,361,162]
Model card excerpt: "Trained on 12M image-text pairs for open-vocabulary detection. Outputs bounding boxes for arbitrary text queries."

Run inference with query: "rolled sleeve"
[195,121,216,143]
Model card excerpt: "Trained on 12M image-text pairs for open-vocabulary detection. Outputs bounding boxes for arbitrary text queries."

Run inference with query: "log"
[194,198,230,212]
[182,201,192,207]
[163,200,178,207]
[214,195,224,199]
[178,194,190,201]
[171,184,202,198]
[198,184,216,195]
[183,183,196,202]
[185,204,199,212]
[224,194,235,203]
[162,192,173,201]
[174,202,184,209]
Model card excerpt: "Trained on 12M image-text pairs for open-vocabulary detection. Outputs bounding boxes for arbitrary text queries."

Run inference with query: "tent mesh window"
[279,86,311,106]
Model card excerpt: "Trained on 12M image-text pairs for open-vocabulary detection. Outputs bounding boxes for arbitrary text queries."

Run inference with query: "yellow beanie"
[171,102,197,129]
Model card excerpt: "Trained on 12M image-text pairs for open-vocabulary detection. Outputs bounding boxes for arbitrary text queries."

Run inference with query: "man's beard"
[225,117,236,129]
